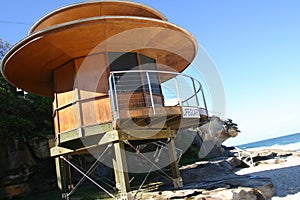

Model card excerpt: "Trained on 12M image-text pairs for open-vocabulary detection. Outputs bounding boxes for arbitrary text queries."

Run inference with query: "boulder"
[0,183,30,199]
[0,139,36,177]
[226,157,242,169]
[137,187,268,200]
[0,138,56,199]
[148,160,275,199]
[28,136,51,159]
[198,187,266,200]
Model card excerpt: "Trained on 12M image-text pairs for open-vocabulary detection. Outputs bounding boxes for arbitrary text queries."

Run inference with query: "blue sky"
[1,1,300,146]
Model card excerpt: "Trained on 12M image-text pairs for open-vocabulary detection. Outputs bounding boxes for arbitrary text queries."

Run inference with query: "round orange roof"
[1,1,197,97]
[29,0,167,34]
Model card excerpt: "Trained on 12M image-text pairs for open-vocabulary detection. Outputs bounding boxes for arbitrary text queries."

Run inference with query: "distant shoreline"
[237,132,300,152]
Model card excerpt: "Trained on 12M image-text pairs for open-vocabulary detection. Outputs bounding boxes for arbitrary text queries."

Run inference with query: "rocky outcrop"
[178,116,240,161]
[230,148,300,166]
[179,161,275,199]
[0,139,34,199]
[28,137,51,160]
[136,158,275,200]
[196,117,240,145]
[0,137,56,199]
[138,187,268,200]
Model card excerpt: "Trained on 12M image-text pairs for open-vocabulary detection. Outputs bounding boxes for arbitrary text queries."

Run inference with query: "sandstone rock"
[0,183,30,199]
[250,151,277,162]
[136,187,268,200]
[216,160,234,170]
[198,187,266,200]
[0,139,36,177]
[226,157,242,169]
[162,161,275,199]
[0,138,56,199]
[28,137,51,159]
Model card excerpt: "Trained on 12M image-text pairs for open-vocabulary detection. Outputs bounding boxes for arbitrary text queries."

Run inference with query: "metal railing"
[235,147,254,167]
[109,70,208,120]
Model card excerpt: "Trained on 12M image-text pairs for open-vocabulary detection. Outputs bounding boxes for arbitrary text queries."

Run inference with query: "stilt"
[66,156,74,191]
[112,158,120,191]
[113,141,132,200]
[55,156,72,200]
[168,139,183,189]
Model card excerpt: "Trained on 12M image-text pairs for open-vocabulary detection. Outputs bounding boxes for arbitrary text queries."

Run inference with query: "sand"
[235,154,300,199]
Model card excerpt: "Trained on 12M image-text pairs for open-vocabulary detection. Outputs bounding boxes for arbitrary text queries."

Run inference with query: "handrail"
[109,70,208,120]
[109,69,203,82]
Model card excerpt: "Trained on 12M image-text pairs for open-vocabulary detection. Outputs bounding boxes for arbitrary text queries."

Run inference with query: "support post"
[112,158,120,191]
[168,139,183,189]
[55,156,72,199]
[66,156,74,191]
[113,141,132,200]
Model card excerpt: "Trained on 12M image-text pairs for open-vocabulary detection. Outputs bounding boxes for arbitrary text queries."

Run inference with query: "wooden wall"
[53,53,112,136]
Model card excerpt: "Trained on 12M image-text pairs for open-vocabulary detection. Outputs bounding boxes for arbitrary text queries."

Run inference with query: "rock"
[217,160,234,170]
[250,151,277,162]
[0,138,56,199]
[137,187,268,200]
[180,162,240,186]
[257,158,287,165]
[155,160,275,199]
[199,187,266,200]
[0,183,30,199]
[28,137,51,159]
[226,157,242,169]
[0,139,36,177]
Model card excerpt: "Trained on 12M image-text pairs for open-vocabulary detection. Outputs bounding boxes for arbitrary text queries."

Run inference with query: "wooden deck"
[50,106,208,157]
[118,106,208,130]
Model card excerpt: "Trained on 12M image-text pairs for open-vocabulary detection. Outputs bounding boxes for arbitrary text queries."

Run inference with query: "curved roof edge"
[29,0,168,34]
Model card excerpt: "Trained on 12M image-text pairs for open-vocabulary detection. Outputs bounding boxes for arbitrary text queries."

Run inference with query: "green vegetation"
[0,39,53,140]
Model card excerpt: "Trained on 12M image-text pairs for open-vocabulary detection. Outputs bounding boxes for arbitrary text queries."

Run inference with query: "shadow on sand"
[242,164,300,197]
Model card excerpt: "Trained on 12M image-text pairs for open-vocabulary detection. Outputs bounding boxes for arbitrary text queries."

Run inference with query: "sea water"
[238,132,300,152]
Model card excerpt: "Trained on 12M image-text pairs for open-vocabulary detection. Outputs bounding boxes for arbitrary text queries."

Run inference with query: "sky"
[1,1,300,146]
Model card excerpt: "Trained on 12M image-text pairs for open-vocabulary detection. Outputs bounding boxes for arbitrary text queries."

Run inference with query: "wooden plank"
[119,129,175,141]
[51,146,74,157]
[54,61,76,106]
[59,129,81,143]
[58,122,113,144]
[119,106,182,119]
[97,130,119,146]
[84,123,113,136]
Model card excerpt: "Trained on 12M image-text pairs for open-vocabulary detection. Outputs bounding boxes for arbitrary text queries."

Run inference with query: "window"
[109,52,162,96]
[109,52,142,93]
[139,54,161,95]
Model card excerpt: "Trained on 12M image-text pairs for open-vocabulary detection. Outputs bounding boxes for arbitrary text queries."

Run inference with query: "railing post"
[146,71,155,114]
[111,73,119,118]
[201,86,209,116]
[108,75,116,121]
[191,77,200,107]
[174,76,182,106]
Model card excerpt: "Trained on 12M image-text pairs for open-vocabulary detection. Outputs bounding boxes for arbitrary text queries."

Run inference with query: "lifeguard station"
[1,1,209,199]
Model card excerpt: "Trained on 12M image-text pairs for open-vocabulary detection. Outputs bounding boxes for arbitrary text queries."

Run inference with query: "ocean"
[237,132,300,152]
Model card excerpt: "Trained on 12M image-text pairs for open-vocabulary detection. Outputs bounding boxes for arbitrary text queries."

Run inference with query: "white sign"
[182,107,200,118]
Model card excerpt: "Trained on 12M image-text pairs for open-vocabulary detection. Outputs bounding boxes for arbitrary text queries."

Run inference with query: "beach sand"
[235,153,300,199]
